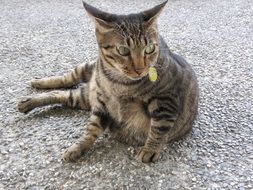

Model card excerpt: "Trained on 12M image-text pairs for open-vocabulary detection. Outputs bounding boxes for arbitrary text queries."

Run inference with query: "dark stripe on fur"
[80,86,86,104]
[92,111,111,129]
[95,78,101,88]
[101,51,116,68]
[151,106,178,116]
[126,38,131,46]
[80,65,86,82]
[100,45,114,50]
[69,90,74,106]
[97,96,107,110]
[150,112,177,122]
[137,82,157,96]
[106,55,116,62]
[153,125,171,134]
[146,140,160,149]
[144,36,148,45]
[97,91,102,97]
[147,94,179,109]
[171,53,186,68]
[81,64,94,83]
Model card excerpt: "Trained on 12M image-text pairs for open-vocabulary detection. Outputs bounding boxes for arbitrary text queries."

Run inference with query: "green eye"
[117,46,130,56]
[145,44,155,54]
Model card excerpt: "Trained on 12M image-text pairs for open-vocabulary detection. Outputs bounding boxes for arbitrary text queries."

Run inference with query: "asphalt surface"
[0,0,252,189]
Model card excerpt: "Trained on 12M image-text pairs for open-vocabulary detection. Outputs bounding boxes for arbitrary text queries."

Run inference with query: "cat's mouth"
[124,70,149,80]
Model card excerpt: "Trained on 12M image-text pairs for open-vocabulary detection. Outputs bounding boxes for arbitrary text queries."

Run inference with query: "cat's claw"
[17,97,35,113]
[136,147,160,163]
[62,144,83,162]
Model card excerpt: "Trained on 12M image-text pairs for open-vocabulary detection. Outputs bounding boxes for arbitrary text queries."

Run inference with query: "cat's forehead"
[117,15,157,36]
[113,24,144,47]
[114,16,145,35]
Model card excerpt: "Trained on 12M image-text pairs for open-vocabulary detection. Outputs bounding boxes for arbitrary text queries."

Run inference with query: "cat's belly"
[107,98,151,146]
[88,75,150,145]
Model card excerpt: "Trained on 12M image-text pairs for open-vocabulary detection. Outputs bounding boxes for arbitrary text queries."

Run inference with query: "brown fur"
[17,1,199,163]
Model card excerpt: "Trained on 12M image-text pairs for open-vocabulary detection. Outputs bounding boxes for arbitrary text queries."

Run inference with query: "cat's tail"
[31,63,95,89]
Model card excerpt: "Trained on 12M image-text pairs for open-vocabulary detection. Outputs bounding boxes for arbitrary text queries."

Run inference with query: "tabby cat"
[18,0,199,163]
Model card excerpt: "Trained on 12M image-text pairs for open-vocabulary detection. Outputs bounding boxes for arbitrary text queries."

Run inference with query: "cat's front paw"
[136,147,161,163]
[17,97,35,113]
[62,143,83,162]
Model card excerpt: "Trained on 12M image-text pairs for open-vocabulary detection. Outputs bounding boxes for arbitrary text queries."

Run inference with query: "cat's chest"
[100,76,151,98]
[106,97,150,128]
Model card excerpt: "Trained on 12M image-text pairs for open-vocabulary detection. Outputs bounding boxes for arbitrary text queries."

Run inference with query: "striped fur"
[17,1,199,163]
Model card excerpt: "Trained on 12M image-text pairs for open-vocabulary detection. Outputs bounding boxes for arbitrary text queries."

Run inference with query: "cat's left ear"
[82,1,114,32]
[142,0,168,27]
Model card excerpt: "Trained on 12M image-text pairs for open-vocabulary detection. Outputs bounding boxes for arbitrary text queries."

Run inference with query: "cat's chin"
[128,76,143,81]
[126,73,148,81]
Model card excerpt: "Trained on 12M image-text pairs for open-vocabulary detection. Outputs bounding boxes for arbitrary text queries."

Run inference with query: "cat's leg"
[62,96,111,162]
[61,111,109,162]
[18,84,90,113]
[31,63,94,89]
[136,95,179,163]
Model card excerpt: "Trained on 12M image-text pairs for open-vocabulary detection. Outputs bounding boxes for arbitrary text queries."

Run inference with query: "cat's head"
[83,1,167,80]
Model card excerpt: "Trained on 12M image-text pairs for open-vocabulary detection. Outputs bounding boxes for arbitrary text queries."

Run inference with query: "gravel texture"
[0,0,252,189]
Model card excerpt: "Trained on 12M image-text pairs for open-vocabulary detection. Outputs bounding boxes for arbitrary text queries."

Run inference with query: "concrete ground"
[0,0,252,189]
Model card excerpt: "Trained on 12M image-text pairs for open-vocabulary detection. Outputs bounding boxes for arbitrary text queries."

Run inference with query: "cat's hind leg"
[31,63,94,89]
[18,84,90,113]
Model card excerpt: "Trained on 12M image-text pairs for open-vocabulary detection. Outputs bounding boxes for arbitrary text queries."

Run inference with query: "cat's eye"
[117,46,130,56]
[145,44,155,54]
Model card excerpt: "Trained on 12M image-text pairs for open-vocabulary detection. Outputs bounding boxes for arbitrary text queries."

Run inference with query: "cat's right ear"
[82,1,114,32]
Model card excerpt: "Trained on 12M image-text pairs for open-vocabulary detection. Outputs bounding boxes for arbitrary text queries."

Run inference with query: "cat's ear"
[82,1,114,32]
[142,0,168,27]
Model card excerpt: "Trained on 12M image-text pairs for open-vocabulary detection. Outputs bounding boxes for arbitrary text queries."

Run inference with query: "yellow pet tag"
[148,66,158,82]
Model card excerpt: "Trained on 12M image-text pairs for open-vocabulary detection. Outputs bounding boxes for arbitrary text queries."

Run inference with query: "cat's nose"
[135,68,145,75]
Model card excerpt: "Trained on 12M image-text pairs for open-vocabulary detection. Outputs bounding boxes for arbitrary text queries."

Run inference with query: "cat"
[17,0,199,163]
